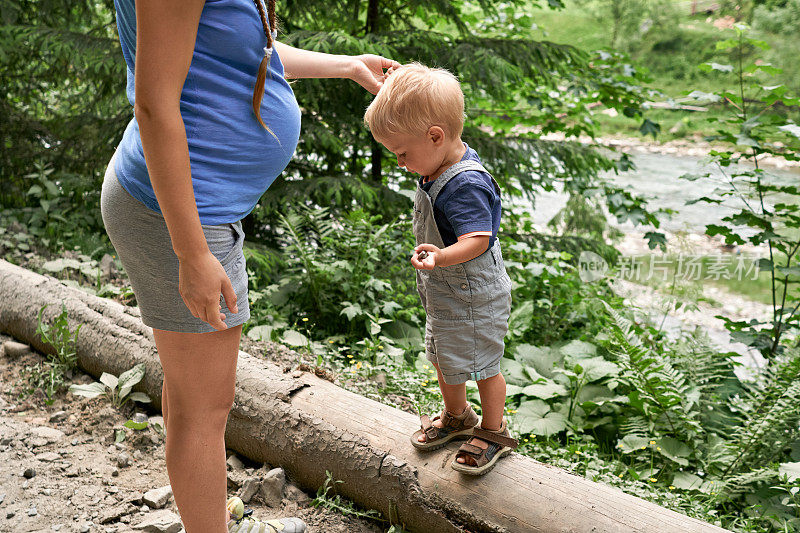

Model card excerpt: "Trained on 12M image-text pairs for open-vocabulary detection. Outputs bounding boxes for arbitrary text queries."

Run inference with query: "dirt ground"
[0,332,387,533]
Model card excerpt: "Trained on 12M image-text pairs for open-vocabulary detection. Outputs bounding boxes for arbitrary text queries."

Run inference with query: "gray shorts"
[99,153,250,333]
[420,241,512,385]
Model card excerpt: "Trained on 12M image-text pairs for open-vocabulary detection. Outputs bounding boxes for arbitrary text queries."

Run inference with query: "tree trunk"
[0,260,730,533]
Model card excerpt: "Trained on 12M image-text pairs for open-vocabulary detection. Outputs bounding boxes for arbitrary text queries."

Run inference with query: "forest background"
[3,0,800,530]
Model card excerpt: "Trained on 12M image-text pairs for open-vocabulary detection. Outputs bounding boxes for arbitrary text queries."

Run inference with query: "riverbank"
[540,130,800,171]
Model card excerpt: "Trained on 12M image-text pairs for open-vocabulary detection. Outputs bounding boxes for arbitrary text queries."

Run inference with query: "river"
[526,150,800,235]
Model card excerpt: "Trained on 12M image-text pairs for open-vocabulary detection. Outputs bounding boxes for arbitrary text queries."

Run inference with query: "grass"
[527,1,800,140]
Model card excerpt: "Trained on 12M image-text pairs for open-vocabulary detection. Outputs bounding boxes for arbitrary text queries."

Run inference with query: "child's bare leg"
[417,362,468,442]
[456,372,506,464]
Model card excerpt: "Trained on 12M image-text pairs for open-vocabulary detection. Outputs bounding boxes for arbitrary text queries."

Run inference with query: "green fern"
[720,348,800,476]
[601,301,702,441]
[723,378,800,475]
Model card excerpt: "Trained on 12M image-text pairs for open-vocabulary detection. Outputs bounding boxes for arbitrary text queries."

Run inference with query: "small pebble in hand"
[417,250,428,261]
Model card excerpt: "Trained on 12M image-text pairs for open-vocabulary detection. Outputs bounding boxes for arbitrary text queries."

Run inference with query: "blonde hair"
[364,62,465,140]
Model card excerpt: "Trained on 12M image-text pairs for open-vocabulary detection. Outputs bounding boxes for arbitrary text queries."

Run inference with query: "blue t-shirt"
[113,0,301,225]
[421,143,501,249]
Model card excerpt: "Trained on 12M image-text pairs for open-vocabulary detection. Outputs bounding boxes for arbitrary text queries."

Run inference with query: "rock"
[284,484,310,505]
[28,505,38,516]
[132,412,148,425]
[41,488,52,496]
[49,411,68,423]
[226,454,244,471]
[107,486,119,494]
[52,524,63,531]
[127,492,144,505]
[291,370,303,378]
[30,426,65,446]
[71,438,79,446]
[0,493,4,504]
[112,468,119,477]
[79,525,90,533]
[117,452,131,468]
[238,478,261,504]
[143,486,173,509]
[226,470,246,489]
[99,503,136,524]
[7,510,15,518]
[132,510,182,533]
[259,468,285,507]
[23,467,36,478]
[36,451,62,462]
[133,450,143,461]
[3,340,31,358]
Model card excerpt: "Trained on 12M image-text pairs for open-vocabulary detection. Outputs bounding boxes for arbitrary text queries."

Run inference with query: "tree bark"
[0,259,730,533]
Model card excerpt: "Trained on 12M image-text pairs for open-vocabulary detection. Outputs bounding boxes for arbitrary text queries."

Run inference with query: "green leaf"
[41,258,82,273]
[247,324,276,341]
[559,340,597,360]
[282,330,308,347]
[381,320,423,348]
[515,400,567,436]
[68,382,106,398]
[577,357,620,382]
[514,344,562,378]
[638,118,660,139]
[505,384,526,397]
[644,232,668,251]
[99,372,118,390]
[340,302,362,321]
[671,471,704,490]
[118,363,146,391]
[500,357,528,386]
[521,380,568,399]
[127,392,151,403]
[123,419,149,431]
[114,429,125,443]
[616,435,650,453]
[655,437,692,466]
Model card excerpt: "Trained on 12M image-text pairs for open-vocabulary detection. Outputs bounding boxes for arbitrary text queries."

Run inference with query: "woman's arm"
[274,41,400,94]
[135,0,237,329]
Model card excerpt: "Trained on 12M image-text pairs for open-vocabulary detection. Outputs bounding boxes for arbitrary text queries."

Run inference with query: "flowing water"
[524,150,800,235]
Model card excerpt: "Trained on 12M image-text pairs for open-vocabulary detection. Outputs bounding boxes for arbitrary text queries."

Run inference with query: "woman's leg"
[161,376,169,431]
[153,324,242,533]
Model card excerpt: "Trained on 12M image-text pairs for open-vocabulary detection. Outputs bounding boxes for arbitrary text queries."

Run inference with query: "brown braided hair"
[251,0,277,134]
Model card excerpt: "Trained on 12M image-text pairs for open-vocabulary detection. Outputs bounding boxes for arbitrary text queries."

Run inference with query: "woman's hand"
[349,54,402,94]
[177,251,238,330]
[411,244,442,270]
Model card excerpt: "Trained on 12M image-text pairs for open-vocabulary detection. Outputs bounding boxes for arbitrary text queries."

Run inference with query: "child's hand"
[411,244,441,270]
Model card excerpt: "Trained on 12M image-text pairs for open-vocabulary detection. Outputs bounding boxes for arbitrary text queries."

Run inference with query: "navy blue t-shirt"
[420,143,501,249]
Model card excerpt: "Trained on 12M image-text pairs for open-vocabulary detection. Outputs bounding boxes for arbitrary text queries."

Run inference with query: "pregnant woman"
[100,0,399,531]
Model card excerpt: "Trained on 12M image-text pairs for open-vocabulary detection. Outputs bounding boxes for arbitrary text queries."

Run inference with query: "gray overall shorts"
[413,160,513,385]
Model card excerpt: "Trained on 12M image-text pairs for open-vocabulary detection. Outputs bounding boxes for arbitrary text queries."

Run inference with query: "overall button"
[460,283,468,290]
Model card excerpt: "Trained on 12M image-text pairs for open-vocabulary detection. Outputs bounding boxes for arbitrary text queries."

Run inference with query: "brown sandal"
[451,418,518,475]
[411,405,479,450]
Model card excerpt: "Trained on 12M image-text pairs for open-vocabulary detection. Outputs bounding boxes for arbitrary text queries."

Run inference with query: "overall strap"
[427,160,490,205]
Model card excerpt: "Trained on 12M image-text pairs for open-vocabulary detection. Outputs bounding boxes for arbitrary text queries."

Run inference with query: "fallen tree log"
[0,259,729,533]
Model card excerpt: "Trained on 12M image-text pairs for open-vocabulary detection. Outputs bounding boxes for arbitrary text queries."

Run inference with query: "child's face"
[377,129,445,177]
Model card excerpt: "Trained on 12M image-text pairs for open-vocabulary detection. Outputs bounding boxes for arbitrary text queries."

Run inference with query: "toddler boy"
[364,63,517,475]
